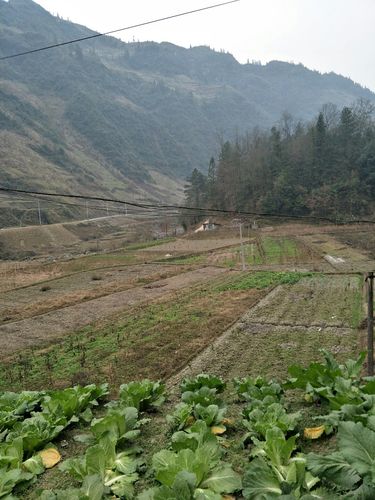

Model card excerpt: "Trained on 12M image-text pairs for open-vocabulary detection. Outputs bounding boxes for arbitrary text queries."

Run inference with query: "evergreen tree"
[207,157,217,207]
[312,112,327,184]
[183,101,375,224]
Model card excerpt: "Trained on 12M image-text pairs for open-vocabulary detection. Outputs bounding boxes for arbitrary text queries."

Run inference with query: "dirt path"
[0,266,228,357]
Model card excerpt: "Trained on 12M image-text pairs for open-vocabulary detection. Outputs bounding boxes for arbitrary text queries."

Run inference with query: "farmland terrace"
[0,221,374,497]
[0,221,372,390]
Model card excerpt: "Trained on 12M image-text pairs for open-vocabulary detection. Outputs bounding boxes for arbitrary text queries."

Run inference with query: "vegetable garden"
[212,237,316,268]
[2,351,375,499]
[0,227,369,499]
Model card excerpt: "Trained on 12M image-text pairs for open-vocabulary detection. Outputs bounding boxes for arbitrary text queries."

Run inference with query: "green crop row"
[2,351,375,498]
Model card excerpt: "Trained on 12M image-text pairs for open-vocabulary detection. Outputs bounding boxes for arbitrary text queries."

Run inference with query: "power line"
[0,0,240,61]
[0,191,192,218]
[0,194,184,218]
[0,186,152,209]
[1,185,375,225]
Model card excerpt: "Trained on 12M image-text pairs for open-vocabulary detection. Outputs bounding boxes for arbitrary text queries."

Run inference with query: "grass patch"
[244,274,362,328]
[215,271,314,291]
[351,278,363,328]
[160,254,205,265]
[256,237,297,264]
[236,328,358,381]
[222,237,314,267]
[63,253,137,273]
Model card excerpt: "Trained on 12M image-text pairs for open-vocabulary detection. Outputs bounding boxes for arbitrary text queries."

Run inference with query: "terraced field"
[207,236,317,268]
[0,222,371,498]
[0,263,193,323]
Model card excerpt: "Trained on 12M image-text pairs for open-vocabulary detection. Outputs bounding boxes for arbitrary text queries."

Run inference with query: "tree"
[207,157,217,207]
[182,168,208,226]
[184,168,207,207]
[312,112,327,183]
[183,101,375,222]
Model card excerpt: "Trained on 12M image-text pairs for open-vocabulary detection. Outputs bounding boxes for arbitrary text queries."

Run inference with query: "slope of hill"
[0,0,374,219]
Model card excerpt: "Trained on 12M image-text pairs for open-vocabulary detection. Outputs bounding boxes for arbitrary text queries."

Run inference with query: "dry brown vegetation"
[0,264,194,323]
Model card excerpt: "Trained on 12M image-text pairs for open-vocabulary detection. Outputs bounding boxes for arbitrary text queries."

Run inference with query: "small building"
[194,219,221,233]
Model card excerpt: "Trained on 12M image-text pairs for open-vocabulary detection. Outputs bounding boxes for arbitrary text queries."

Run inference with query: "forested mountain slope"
[0,0,374,209]
[183,102,375,220]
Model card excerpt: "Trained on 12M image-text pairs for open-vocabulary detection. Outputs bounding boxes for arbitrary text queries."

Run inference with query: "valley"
[1,1,375,497]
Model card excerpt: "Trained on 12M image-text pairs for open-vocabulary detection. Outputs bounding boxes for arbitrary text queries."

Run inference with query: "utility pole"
[86,201,89,220]
[164,219,168,237]
[239,222,246,271]
[37,200,42,225]
[106,202,109,217]
[367,272,374,376]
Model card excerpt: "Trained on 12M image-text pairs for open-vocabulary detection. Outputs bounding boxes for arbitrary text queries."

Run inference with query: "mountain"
[0,0,374,221]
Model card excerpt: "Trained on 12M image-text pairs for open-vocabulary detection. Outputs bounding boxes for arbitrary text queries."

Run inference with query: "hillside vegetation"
[184,101,375,220]
[0,0,374,219]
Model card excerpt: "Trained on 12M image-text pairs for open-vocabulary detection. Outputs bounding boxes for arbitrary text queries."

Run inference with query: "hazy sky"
[34,0,375,91]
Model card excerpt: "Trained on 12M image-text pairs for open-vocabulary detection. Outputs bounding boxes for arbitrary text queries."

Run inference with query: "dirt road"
[0,266,228,357]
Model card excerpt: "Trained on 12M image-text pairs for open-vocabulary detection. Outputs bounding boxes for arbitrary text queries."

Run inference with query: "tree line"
[183,100,375,223]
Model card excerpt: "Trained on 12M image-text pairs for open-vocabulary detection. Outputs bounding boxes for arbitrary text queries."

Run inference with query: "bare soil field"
[0,254,140,292]
[0,266,228,358]
[298,233,375,271]
[142,237,250,254]
[0,274,268,392]
[0,263,195,323]
[0,214,175,259]
[0,260,63,291]
[0,240,176,292]
[0,223,80,258]
[329,229,375,260]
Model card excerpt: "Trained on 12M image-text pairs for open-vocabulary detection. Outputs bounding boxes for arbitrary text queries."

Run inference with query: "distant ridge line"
[0,0,240,60]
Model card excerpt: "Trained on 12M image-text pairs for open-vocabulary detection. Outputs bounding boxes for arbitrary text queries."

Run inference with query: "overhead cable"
[1,186,375,225]
[0,0,240,61]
